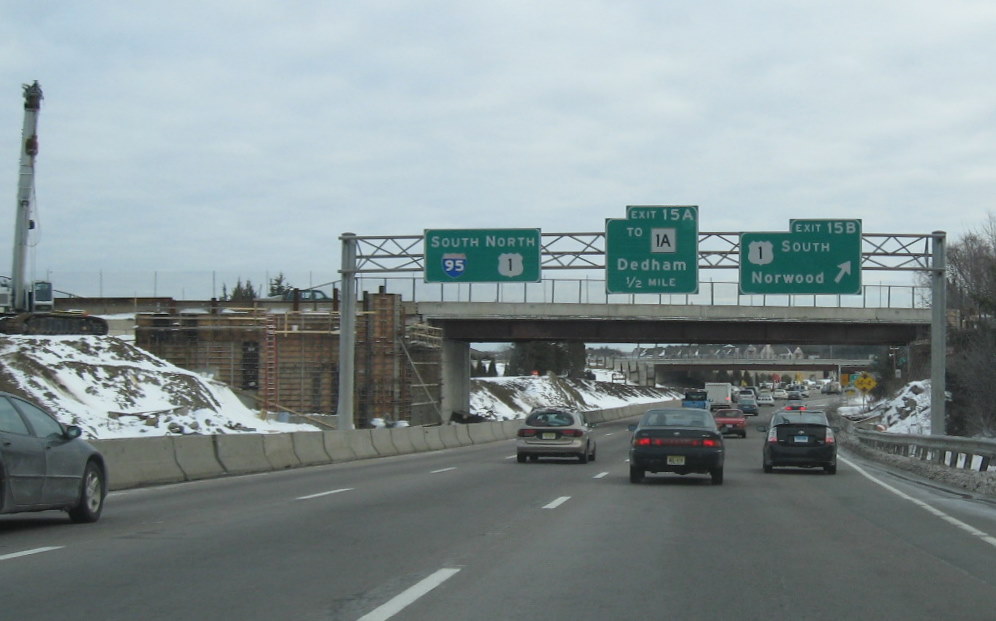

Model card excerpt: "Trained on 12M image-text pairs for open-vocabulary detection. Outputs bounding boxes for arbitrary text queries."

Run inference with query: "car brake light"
[560,429,583,437]
[767,428,778,443]
[825,428,836,445]
[517,429,537,437]
[634,436,718,447]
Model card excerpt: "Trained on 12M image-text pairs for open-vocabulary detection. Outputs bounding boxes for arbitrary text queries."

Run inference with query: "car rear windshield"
[526,411,576,427]
[642,409,712,428]
[774,413,828,426]
[684,390,708,400]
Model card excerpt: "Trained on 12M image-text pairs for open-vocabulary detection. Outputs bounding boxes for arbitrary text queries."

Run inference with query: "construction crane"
[1,81,107,335]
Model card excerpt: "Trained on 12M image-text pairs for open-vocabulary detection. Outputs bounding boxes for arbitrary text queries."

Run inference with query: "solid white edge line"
[358,567,461,621]
[0,546,64,561]
[543,496,571,509]
[295,488,354,501]
[839,455,996,548]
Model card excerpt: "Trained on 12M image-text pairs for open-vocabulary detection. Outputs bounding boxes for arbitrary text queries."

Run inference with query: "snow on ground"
[837,380,933,435]
[470,370,679,420]
[0,335,307,438]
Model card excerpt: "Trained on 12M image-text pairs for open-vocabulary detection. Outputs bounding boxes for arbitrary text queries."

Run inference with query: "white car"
[757,392,775,406]
[773,389,788,400]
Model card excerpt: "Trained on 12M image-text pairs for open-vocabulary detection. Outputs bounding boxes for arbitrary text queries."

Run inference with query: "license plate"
[541,433,557,440]
[666,455,685,466]
[793,435,809,443]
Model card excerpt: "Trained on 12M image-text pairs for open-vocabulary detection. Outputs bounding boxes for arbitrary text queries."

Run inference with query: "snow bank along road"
[2,413,996,620]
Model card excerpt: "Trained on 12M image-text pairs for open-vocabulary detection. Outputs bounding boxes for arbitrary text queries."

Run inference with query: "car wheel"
[629,466,644,483]
[763,463,773,473]
[578,446,589,464]
[711,468,724,485]
[68,461,105,523]
[516,453,526,463]
[824,464,837,475]
[741,431,747,438]
[589,446,597,462]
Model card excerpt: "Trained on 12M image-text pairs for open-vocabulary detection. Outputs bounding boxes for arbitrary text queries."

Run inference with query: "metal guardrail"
[853,428,996,472]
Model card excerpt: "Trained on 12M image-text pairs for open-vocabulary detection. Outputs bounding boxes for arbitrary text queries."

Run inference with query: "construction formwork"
[133,292,442,427]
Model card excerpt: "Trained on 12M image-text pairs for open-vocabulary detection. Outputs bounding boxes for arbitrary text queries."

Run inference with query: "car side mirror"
[756,425,768,433]
[627,423,637,432]
[65,425,83,439]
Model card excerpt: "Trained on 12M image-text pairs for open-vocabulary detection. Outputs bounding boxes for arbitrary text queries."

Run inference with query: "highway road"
[3,400,996,620]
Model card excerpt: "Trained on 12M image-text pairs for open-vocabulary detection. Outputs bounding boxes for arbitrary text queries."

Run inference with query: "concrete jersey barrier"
[173,435,226,481]
[89,399,682,491]
[90,436,185,490]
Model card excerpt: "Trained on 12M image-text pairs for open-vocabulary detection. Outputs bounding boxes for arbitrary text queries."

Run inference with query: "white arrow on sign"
[834,261,852,284]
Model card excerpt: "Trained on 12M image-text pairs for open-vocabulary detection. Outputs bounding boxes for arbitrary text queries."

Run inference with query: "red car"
[713,408,747,438]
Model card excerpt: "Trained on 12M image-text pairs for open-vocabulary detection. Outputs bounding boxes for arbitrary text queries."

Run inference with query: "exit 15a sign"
[605,205,699,294]
[740,219,862,295]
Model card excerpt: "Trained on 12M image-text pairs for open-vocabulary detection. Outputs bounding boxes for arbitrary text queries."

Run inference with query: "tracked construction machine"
[0,81,107,335]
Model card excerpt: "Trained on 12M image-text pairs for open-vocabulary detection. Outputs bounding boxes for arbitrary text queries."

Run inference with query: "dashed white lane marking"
[431,467,457,474]
[594,472,609,479]
[358,567,461,621]
[295,488,354,501]
[840,455,996,548]
[0,546,64,561]
[543,496,571,509]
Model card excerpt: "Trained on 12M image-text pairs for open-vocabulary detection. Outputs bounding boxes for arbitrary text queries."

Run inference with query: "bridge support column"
[441,340,471,422]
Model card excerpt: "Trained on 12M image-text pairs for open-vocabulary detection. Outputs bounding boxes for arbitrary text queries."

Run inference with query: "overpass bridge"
[336,227,946,431]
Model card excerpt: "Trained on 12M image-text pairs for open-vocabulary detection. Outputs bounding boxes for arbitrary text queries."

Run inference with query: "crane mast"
[11,80,42,312]
[0,81,107,334]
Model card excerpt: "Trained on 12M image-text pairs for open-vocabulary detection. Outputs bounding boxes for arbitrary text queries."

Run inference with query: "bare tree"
[938,212,996,435]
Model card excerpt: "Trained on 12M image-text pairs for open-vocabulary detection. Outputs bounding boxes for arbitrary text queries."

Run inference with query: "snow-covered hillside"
[0,336,305,438]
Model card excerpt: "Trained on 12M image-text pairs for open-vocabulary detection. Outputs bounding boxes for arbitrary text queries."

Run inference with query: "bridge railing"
[357,276,927,309]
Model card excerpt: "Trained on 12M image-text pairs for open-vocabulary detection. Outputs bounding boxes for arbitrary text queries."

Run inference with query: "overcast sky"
[2,1,994,298]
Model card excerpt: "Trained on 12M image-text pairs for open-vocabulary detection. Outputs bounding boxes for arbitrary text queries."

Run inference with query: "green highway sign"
[424,228,541,283]
[740,219,862,295]
[605,205,699,294]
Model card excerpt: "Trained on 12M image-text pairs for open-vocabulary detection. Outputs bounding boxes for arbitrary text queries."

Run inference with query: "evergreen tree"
[505,341,587,376]
[269,273,293,297]
[228,279,258,303]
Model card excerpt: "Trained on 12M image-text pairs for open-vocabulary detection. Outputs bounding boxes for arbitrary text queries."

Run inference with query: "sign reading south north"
[740,219,862,295]
[605,205,699,294]
[424,228,541,283]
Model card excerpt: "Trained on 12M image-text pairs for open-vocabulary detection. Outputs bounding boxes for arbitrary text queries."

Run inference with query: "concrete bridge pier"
[441,340,471,422]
